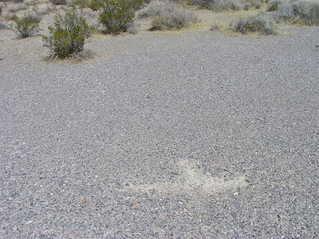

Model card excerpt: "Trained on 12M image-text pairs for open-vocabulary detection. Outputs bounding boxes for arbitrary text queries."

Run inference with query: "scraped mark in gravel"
[129,160,248,195]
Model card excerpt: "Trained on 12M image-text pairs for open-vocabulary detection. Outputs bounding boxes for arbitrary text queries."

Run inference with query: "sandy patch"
[128,159,248,195]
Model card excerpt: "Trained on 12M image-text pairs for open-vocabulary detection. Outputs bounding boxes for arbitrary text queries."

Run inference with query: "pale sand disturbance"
[1,3,318,238]
[129,159,248,194]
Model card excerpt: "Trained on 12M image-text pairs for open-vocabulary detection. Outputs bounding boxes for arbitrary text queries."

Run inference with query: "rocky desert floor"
[1,1,319,238]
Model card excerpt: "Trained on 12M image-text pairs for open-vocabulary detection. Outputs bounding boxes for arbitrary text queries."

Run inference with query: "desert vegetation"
[42,8,92,58]
[10,10,41,37]
[230,13,277,34]
[98,0,135,34]
[0,0,318,59]
[190,0,268,11]
[268,0,319,26]
[49,0,67,5]
[136,0,198,30]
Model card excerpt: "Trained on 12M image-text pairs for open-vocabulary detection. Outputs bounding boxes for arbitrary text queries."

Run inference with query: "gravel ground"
[1,26,319,238]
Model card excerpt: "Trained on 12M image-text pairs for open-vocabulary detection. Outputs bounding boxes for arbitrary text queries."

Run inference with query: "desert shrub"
[71,0,89,8]
[98,0,135,34]
[24,0,37,5]
[231,13,277,34]
[134,0,150,10]
[138,0,197,30]
[49,0,67,5]
[36,5,55,15]
[190,0,265,11]
[193,0,242,11]
[270,0,319,26]
[42,8,92,58]
[4,12,18,20]
[85,0,103,10]
[8,3,28,13]
[11,11,41,38]
[210,22,219,30]
[135,0,173,19]
[274,2,294,21]
[12,0,24,3]
[248,0,263,8]
[0,7,2,15]
[150,3,198,30]
[292,0,319,25]
[0,20,7,29]
[128,0,149,11]
[84,0,144,11]
[136,0,176,19]
[267,0,285,11]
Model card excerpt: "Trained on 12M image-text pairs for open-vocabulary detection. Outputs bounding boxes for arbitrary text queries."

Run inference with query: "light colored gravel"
[1,24,319,238]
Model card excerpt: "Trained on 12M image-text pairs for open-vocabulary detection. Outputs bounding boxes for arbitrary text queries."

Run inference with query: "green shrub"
[0,7,2,15]
[49,0,67,5]
[150,3,198,30]
[86,0,103,11]
[11,11,41,38]
[13,0,24,3]
[231,14,277,35]
[98,0,135,34]
[71,0,89,8]
[42,8,92,58]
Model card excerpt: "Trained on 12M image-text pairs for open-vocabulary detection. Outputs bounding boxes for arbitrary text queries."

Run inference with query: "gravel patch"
[1,26,319,238]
